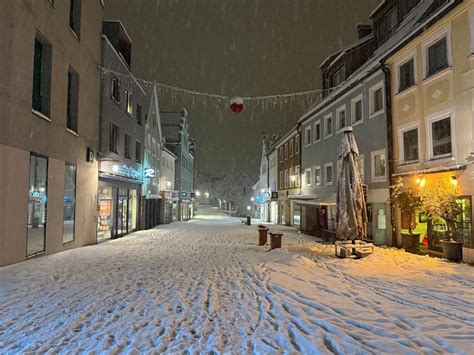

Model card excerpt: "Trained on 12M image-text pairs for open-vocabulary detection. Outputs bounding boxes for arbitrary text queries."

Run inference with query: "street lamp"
[250,197,255,202]
[195,190,201,197]
[247,206,251,211]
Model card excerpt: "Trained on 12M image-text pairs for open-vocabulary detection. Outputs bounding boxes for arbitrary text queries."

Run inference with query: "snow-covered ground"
[1,207,473,354]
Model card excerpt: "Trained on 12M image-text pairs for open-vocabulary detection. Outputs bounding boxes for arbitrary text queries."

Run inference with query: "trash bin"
[258,228,269,246]
[269,233,283,250]
[246,216,251,226]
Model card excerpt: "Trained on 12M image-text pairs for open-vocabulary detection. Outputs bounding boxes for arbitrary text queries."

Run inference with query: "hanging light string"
[98,66,329,110]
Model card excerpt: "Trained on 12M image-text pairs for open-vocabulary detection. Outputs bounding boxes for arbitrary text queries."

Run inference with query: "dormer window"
[375,5,398,46]
[332,66,345,87]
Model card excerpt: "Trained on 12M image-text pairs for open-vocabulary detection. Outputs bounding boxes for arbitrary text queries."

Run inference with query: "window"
[289,139,294,157]
[124,134,131,159]
[67,66,79,133]
[69,0,81,39]
[109,123,119,153]
[429,116,452,159]
[135,141,142,163]
[125,90,133,116]
[152,138,157,157]
[375,5,398,45]
[32,33,52,117]
[371,149,386,182]
[284,169,289,188]
[400,0,421,18]
[295,135,300,154]
[295,165,301,187]
[351,96,363,124]
[284,143,288,159]
[332,66,345,87]
[289,168,295,188]
[305,169,311,186]
[314,166,321,186]
[111,76,120,103]
[427,36,449,77]
[336,106,346,132]
[399,58,415,92]
[314,120,321,142]
[136,104,142,126]
[305,126,312,146]
[369,83,384,117]
[400,126,419,163]
[325,114,332,137]
[27,154,48,256]
[63,163,76,244]
[279,171,283,188]
[279,147,283,162]
[324,163,333,185]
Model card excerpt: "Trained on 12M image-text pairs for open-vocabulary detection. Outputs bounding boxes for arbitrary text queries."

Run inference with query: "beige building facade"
[0,0,103,266]
[386,1,474,262]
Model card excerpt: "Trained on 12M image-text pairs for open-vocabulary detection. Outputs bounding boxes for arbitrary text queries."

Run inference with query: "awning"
[288,194,318,200]
[393,164,466,177]
[292,192,337,206]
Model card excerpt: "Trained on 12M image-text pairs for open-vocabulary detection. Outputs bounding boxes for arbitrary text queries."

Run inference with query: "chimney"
[357,24,372,39]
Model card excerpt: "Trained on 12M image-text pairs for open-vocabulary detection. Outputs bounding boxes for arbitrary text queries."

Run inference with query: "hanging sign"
[144,168,156,178]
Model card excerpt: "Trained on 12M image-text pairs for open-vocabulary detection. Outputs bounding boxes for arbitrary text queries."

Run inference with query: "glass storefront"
[63,163,76,244]
[97,182,139,240]
[27,154,48,256]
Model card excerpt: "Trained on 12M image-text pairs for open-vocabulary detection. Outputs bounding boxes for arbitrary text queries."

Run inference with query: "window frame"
[351,94,364,126]
[314,166,321,186]
[336,104,347,133]
[66,65,79,134]
[396,51,417,93]
[109,122,119,154]
[324,162,334,186]
[398,122,420,165]
[284,169,289,189]
[69,0,82,40]
[289,139,294,157]
[369,81,385,118]
[32,31,52,119]
[125,90,133,117]
[313,120,321,142]
[111,76,120,104]
[279,171,284,189]
[304,126,312,147]
[124,133,131,159]
[295,135,300,154]
[371,149,387,182]
[63,162,77,244]
[422,25,452,79]
[284,143,289,159]
[305,168,312,187]
[426,110,455,161]
[324,113,333,138]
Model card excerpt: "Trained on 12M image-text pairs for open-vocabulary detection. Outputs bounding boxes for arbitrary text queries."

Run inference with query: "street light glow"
[195,191,201,197]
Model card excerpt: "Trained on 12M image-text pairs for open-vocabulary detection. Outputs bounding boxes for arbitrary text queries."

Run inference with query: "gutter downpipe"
[381,63,397,248]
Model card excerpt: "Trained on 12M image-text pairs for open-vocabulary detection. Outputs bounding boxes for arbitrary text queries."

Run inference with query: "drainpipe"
[382,63,397,248]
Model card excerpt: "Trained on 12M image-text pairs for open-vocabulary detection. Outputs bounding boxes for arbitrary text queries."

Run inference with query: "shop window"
[336,106,346,132]
[109,123,119,153]
[32,33,52,117]
[69,0,81,39]
[125,90,133,116]
[427,36,448,77]
[124,133,131,159]
[27,154,48,256]
[455,197,472,248]
[429,116,452,159]
[128,189,137,231]
[314,120,321,142]
[63,163,76,244]
[67,66,79,133]
[97,186,113,241]
[324,114,332,137]
[111,76,120,103]
[371,149,386,182]
[399,58,415,92]
[400,127,418,163]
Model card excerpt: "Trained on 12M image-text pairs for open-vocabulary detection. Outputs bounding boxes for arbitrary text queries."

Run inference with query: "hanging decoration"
[229,97,244,113]
[98,66,334,113]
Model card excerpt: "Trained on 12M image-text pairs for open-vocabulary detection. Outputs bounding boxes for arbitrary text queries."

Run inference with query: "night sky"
[104,0,380,183]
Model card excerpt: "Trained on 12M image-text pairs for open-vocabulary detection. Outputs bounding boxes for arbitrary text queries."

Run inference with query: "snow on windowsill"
[32,109,51,122]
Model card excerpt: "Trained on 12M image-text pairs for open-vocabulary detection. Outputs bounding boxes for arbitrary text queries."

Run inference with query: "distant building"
[160,147,178,224]
[161,109,195,221]
[97,21,147,241]
[0,0,103,266]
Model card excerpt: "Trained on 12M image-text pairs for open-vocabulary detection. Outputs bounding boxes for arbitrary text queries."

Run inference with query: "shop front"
[97,162,142,241]
[161,190,178,224]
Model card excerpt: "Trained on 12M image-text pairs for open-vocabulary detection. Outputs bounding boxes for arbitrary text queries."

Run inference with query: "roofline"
[163,146,178,160]
[274,126,299,149]
[102,20,133,45]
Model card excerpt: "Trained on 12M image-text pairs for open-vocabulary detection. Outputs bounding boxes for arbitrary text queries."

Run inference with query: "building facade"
[97,21,147,241]
[276,128,301,226]
[0,0,103,266]
[160,147,178,224]
[385,0,474,262]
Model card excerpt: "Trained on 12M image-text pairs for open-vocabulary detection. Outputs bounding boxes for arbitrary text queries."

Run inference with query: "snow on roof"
[319,34,373,69]
[369,0,387,19]
[299,0,456,124]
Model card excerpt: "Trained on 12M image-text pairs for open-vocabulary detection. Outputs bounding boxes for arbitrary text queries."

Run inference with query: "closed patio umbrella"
[336,127,367,241]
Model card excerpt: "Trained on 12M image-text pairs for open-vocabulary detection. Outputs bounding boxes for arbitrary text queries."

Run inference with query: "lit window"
[125,90,133,116]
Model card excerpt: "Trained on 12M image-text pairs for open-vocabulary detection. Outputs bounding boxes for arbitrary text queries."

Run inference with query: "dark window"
[403,128,418,162]
[400,0,421,18]
[109,123,119,153]
[338,109,346,130]
[305,129,311,145]
[124,134,131,159]
[111,76,120,103]
[295,135,300,153]
[375,5,398,45]
[135,141,141,163]
[332,66,345,87]
[428,37,448,76]
[399,58,415,92]
[431,117,452,157]
[354,100,363,122]
[32,33,52,116]
[315,122,321,141]
[373,87,384,114]
[69,0,81,39]
[326,116,332,136]
[136,104,142,125]
[67,66,79,133]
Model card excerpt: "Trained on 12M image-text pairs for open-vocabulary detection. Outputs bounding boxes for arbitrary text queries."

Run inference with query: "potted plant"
[421,178,463,261]
[390,177,423,252]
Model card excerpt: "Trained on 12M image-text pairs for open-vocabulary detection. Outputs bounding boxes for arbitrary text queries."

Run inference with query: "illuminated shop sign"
[144,168,156,178]
[101,161,143,180]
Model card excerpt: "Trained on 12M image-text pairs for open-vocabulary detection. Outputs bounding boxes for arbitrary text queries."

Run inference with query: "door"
[83,194,93,244]
[116,188,128,236]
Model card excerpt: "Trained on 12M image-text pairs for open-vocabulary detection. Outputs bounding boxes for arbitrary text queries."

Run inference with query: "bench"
[335,240,374,259]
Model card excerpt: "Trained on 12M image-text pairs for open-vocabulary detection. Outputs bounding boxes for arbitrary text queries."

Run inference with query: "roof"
[299,0,457,124]
[319,34,373,69]
[273,126,299,149]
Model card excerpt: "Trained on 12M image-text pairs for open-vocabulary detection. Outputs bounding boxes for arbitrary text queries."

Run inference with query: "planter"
[258,228,268,246]
[401,233,420,253]
[440,239,463,262]
[269,233,283,250]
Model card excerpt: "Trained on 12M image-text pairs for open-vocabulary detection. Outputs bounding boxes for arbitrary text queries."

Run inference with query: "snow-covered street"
[1,207,473,354]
